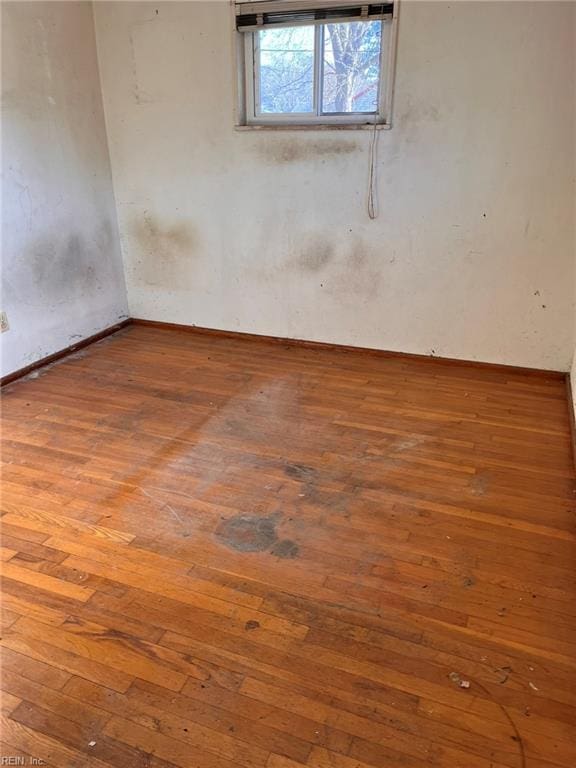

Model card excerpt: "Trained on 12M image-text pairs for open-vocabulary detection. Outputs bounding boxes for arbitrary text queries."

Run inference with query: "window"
[235,1,397,128]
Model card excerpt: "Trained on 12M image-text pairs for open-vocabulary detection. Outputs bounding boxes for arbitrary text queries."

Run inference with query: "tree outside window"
[258,20,382,115]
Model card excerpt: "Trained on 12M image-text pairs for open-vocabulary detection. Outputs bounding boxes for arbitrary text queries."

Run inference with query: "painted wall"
[94,1,574,371]
[1,1,128,377]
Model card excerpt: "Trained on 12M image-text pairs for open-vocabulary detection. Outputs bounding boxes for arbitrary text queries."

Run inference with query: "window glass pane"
[322,21,382,114]
[258,26,315,114]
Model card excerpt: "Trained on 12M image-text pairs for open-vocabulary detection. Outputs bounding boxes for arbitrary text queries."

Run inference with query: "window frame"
[234,8,399,130]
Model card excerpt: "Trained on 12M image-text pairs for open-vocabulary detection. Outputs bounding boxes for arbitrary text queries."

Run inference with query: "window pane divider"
[252,31,260,118]
[314,24,323,116]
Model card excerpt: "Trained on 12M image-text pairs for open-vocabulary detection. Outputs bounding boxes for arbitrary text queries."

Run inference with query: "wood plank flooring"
[1,324,575,768]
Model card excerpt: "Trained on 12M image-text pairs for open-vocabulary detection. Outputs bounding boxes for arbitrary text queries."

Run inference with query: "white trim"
[252,29,262,117]
[382,0,399,127]
[230,0,400,131]
[234,122,392,131]
[232,0,247,125]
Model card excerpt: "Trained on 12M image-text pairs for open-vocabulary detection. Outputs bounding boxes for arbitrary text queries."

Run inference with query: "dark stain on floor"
[216,512,298,558]
[270,539,299,559]
[469,472,490,497]
[244,620,260,630]
[216,512,279,552]
[285,463,317,482]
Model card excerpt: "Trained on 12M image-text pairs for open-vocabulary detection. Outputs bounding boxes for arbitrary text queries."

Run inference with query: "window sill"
[234,123,391,132]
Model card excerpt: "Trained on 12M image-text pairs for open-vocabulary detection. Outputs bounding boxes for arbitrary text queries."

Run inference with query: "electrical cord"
[367,122,379,219]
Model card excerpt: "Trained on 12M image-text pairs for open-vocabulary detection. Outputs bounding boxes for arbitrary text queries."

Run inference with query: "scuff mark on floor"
[141,487,190,536]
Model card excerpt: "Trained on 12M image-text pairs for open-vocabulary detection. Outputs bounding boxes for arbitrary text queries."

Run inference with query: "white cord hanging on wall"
[367,124,379,219]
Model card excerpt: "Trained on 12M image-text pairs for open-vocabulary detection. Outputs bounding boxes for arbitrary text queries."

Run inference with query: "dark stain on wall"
[334,238,381,300]
[282,234,381,300]
[294,240,335,273]
[20,218,118,305]
[131,212,198,288]
[133,212,195,254]
[397,101,441,145]
[258,139,359,164]
[399,102,440,127]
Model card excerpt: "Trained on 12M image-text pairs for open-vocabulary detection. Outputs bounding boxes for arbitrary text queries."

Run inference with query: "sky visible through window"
[259,21,382,115]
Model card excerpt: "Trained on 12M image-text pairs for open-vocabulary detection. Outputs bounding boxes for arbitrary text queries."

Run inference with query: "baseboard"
[2,316,564,389]
[0,319,131,387]
[131,318,564,380]
[565,373,576,473]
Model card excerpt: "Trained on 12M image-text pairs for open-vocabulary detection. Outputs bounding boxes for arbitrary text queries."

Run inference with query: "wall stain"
[324,237,382,301]
[258,139,358,165]
[399,101,440,130]
[397,101,442,146]
[131,212,197,288]
[278,233,382,299]
[16,218,117,307]
[347,239,369,269]
[294,241,335,273]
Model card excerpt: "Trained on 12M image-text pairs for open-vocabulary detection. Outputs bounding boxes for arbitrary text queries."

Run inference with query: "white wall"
[94,1,573,371]
[1,1,128,377]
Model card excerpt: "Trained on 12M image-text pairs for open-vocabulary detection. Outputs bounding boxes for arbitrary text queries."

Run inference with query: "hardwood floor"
[1,323,575,768]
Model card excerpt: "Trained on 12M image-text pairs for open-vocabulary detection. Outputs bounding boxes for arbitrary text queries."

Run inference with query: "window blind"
[235,0,394,31]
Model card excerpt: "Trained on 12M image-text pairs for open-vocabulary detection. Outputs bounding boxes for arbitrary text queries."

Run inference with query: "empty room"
[1,0,575,765]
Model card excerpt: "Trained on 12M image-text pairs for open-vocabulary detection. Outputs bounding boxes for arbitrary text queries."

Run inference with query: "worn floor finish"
[1,324,576,768]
